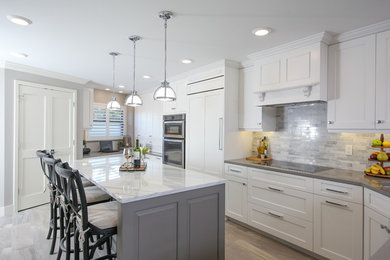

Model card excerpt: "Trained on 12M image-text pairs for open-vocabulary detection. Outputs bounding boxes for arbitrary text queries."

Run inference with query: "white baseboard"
[0,205,14,217]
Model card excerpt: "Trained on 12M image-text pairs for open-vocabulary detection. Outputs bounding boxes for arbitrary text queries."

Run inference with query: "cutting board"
[246,156,272,162]
[119,162,147,171]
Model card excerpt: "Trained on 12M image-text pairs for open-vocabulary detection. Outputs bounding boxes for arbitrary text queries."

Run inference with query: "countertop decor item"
[365,134,390,178]
[125,35,143,107]
[119,162,147,172]
[246,156,272,162]
[107,52,121,110]
[153,10,176,102]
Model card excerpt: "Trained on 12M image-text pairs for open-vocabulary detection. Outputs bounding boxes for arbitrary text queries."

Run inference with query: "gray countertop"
[225,158,390,198]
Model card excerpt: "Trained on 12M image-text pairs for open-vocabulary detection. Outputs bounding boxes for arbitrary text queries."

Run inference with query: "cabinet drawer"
[364,188,390,219]
[314,179,363,204]
[224,164,248,178]
[248,168,313,192]
[248,202,313,251]
[248,179,313,221]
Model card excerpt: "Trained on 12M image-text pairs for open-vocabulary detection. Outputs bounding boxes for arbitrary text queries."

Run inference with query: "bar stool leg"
[56,207,65,260]
[49,201,58,255]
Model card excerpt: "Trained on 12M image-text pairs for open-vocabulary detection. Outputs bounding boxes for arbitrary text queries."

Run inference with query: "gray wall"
[0,67,5,209]
[252,102,387,171]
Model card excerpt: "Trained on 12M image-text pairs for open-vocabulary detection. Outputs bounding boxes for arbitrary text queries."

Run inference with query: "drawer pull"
[242,183,246,186]
[326,188,348,194]
[268,211,283,218]
[380,224,390,233]
[325,200,348,208]
[230,169,241,173]
[268,186,283,192]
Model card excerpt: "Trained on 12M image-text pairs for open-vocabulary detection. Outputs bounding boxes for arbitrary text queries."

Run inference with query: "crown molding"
[248,31,333,60]
[240,60,254,69]
[331,19,390,44]
[1,60,89,85]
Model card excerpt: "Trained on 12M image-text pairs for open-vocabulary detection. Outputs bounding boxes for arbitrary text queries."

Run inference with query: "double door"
[187,89,224,175]
[17,82,76,211]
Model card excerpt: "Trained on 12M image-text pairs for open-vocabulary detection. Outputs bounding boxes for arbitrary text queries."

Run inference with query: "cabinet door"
[364,207,390,260]
[376,30,390,130]
[187,94,205,171]
[225,175,247,223]
[162,84,178,114]
[204,90,224,175]
[313,195,363,260]
[151,99,163,154]
[175,80,188,113]
[255,57,283,92]
[327,35,376,130]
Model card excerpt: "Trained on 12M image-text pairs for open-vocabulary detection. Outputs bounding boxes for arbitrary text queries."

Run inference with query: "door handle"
[377,120,384,124]
[325,188,348,194]
[229,169,241,173]
[50,149,55,155]
[325,200,348,208]
[218,117,223,151]
[268,186,283,192]
[268,211,283,218]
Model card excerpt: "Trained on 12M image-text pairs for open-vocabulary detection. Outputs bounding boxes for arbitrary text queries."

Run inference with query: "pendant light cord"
[164,17,168,97]
[112,54,115,96]
[133,40,136,93]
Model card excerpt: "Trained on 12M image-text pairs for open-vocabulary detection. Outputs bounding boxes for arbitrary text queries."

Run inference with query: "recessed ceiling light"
[119,85,125,88]
[105,88,110,91]
[119,91,123,93]
[6,15,32,26]
[181,59,192,64]
[252,28,272,37]
[143,75,151,79]
[10,52,28,58]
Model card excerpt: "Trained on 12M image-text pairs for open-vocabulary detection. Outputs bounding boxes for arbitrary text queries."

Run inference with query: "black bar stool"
[55,162,118,260]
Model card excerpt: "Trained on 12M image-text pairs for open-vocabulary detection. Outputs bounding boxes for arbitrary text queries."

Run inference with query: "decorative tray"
[119,162,147,172]
[246,156,272,162]
[364,172,390,178]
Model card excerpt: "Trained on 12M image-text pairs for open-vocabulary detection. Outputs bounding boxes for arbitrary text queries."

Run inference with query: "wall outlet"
[345,145,353,155]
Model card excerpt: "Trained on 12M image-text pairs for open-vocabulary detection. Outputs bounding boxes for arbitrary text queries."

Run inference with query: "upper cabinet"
[82,88,94,129]
[326,31,390,131]
[327,35,376,130]
[376,30,390,130]
[239,66,276,131]
[247,33,330,106]
[162,79,188,114]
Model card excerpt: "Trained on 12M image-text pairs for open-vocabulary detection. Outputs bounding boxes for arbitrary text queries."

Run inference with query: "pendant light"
[153,10,176,102]
[107,52,121,110]
[125,36,143,107]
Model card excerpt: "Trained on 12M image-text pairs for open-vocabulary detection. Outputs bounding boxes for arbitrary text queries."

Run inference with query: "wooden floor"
[0,204,316,259]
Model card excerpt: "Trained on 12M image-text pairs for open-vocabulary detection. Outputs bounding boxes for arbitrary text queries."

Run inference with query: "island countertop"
[69,154,225,203]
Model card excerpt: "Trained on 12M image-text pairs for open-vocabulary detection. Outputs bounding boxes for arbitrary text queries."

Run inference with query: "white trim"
[13,80,77,212]
[331,19,390,44]
[0,205,14,217]
[248,31,333,60]
[1,60,89,85]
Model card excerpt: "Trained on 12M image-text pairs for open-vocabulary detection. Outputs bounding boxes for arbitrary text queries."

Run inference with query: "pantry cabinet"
[376,30,390,130]
[327,35,376,130]
[187,89,224,175]
[238,66,276,131]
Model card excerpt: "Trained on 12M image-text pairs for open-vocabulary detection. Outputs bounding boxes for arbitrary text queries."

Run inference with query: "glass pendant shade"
[107,96,121,110]
[153,81,176,101]
[125,91,143,107]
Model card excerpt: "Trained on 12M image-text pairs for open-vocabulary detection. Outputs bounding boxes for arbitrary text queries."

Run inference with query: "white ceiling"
[1,0,390,93]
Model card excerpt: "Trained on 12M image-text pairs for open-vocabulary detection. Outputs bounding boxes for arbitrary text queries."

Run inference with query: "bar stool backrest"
[55,162,89,231]
[42,156,61,190]
[36,150,51,180]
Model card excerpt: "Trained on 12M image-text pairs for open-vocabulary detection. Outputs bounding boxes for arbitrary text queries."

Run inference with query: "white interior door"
[17,82,76,211]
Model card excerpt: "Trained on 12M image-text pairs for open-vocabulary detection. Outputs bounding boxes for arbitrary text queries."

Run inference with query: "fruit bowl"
[364,172,390,178]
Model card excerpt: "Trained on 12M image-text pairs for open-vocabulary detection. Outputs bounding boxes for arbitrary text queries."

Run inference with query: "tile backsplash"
[252,102,389,171]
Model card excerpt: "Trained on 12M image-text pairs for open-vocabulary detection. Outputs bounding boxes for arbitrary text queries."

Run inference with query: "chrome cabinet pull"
[377,120,384,124]
[242,183,246,186]
[218,117,223,151]
[230,169,241,173]
[325,200,348,208]
[268,186,283,192]
[328,121,334,124]
[268,211,283,218]
[326,188,348,194]
[380,224,390,233]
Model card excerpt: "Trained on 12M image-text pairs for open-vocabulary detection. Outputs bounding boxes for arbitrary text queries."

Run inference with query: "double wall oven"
[163,114,186,168]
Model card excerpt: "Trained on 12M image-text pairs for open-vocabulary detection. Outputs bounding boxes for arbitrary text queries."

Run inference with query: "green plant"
[142,146,150,155]
[117,141,124,148]
[83,140,87,146]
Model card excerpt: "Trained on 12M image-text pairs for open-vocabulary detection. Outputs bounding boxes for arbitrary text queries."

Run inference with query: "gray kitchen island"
[70,154,225,260]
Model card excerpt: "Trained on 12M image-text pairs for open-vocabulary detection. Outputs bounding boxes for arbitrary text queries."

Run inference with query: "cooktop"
[256,160,332,173]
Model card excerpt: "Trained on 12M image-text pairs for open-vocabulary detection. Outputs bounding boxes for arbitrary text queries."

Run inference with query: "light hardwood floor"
[0,204,316,259]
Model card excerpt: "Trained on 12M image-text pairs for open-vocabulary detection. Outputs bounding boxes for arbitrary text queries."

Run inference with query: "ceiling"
[1,0,390,93]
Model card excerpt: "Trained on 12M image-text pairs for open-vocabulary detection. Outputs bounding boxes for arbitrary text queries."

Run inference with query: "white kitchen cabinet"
[225,174,247,223]
[82,88,94,129]
[364,206,390,260]
[327,35,376,130]
[187,89,224,175]
[238,66,276,131]
[163,79,188,114]
[376,30,390,130]
[134,92,163,154]
[313,195,363,260]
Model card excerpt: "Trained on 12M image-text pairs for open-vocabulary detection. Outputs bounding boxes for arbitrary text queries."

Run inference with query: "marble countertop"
[69,154,225,203]
[225,159,390,198]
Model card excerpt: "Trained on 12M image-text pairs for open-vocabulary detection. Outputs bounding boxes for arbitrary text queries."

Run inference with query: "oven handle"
[163,120,184,125]
[219,117,223,151]
[164,138,184,143]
